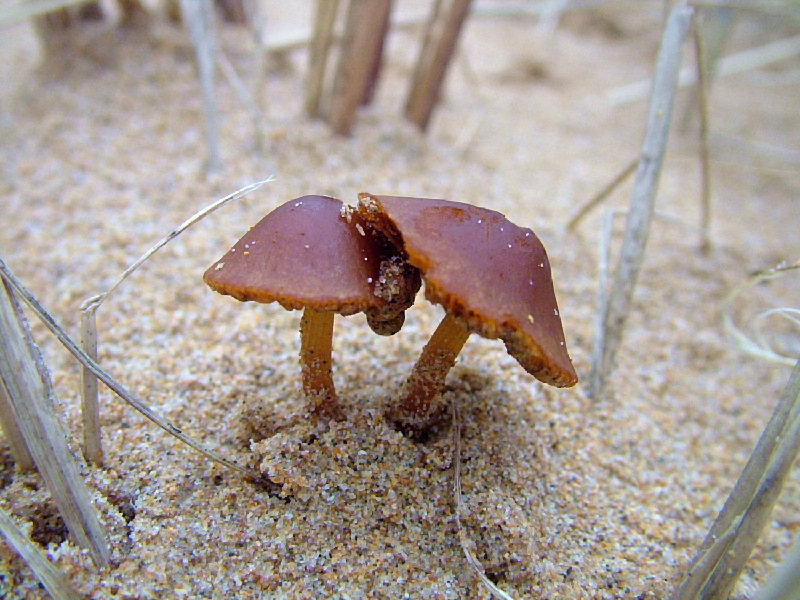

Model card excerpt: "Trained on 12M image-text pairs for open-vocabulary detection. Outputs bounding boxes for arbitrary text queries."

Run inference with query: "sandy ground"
[1,2,799,599]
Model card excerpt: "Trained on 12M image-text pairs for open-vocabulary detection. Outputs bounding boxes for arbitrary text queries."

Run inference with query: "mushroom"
[357,193,578,430]
[203,195,419,420]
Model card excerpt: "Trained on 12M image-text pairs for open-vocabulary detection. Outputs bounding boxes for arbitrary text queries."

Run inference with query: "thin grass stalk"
[566,158,637,231]
[589,1,695,400]
[753,308,800,359]
[405,0,473,131]
[90,178,271,309]
[216,50,263,154]
[0,507,81,600]
[243,0,269,153]
[0,378,35,471]
[588,208,620,398]
[721,259,799,366]
[706,31,800,76]
[79,300,102,465]
[181,0,222,173]
[0,0,89,25]
[679,6,733,131]
[304,0,341,118]
[693,19,713,254]
[453,108,486,155]
[258,10,431,56]
[452,400,516,600]
[535,0,571,36]
[608,33,800,105]
[0,278,110,567]
[452,50,487,154]
[688,1,800,22]
[726,308,800,366]
[591,207,697,397]
[0,258,258,480]
[670,358,800,600]
[75,178,272,466]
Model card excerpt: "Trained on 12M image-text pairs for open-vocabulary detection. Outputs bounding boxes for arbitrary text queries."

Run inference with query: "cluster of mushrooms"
[203,193,578,434]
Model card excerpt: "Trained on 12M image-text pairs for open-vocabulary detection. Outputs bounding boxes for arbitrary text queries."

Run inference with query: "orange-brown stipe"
[357,193,578,429]
[204,195,417,420]
[398,312,471,421]
[299,309,338,419]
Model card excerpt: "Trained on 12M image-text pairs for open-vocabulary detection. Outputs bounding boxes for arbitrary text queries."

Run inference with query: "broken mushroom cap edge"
[356,193,578,427]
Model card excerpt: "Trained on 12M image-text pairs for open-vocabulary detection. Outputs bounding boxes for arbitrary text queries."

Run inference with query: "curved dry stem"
[75,177,272,464]
[721,259,800,366]
[299,308,341,419]
[396,312,471,427]
[452,401,517,600]
[0,257,257,479]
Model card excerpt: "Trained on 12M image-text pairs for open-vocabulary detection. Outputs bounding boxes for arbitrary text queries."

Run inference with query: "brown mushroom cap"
[358,193,578,387]
[203,195,388,315]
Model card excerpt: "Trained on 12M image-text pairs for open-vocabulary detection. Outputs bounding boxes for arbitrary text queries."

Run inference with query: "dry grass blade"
[452,401,516,599]
[304,0,341,118]
[592,207,698,398]
[328,0,392,135]
[77,177,273,465]
[243,0,269,153]
[753,307,800,354]
[689,0,800,21]
[0,0,89,25]
[589,1,695,400]
[535,0,571,36]
[608,33,800,105]
[92,177,273,307]
[566,158,637,230]
[0,259,258,480]
[216,50,263,153]
[0,507,81,600]
[180,0,222,173]
[589,208,621,398]
[693,19,713,254]
[0,278,110,567]
[678,6,733,132]
[670,358,800,600]
[0,377,35,471]
[722,259,800,366]
[79,305,102,465]
[262,8,430,54]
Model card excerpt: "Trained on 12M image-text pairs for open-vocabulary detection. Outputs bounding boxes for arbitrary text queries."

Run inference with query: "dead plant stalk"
[0,257,258,480]
[77,178,271,466]
[405,0,473,131]
[0,277,110,567]
[589,1,695,400]
[328,0,392,135]
[670,358,800,600]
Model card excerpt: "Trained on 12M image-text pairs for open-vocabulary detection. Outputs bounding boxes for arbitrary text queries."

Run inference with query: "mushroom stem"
[398,312,471,424]
[299,308,341,419]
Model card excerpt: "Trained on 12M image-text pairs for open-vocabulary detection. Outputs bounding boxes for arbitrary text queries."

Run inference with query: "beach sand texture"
[1,3,798,598]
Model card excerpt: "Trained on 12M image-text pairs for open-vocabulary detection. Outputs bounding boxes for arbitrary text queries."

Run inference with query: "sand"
[1,3,799,599]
